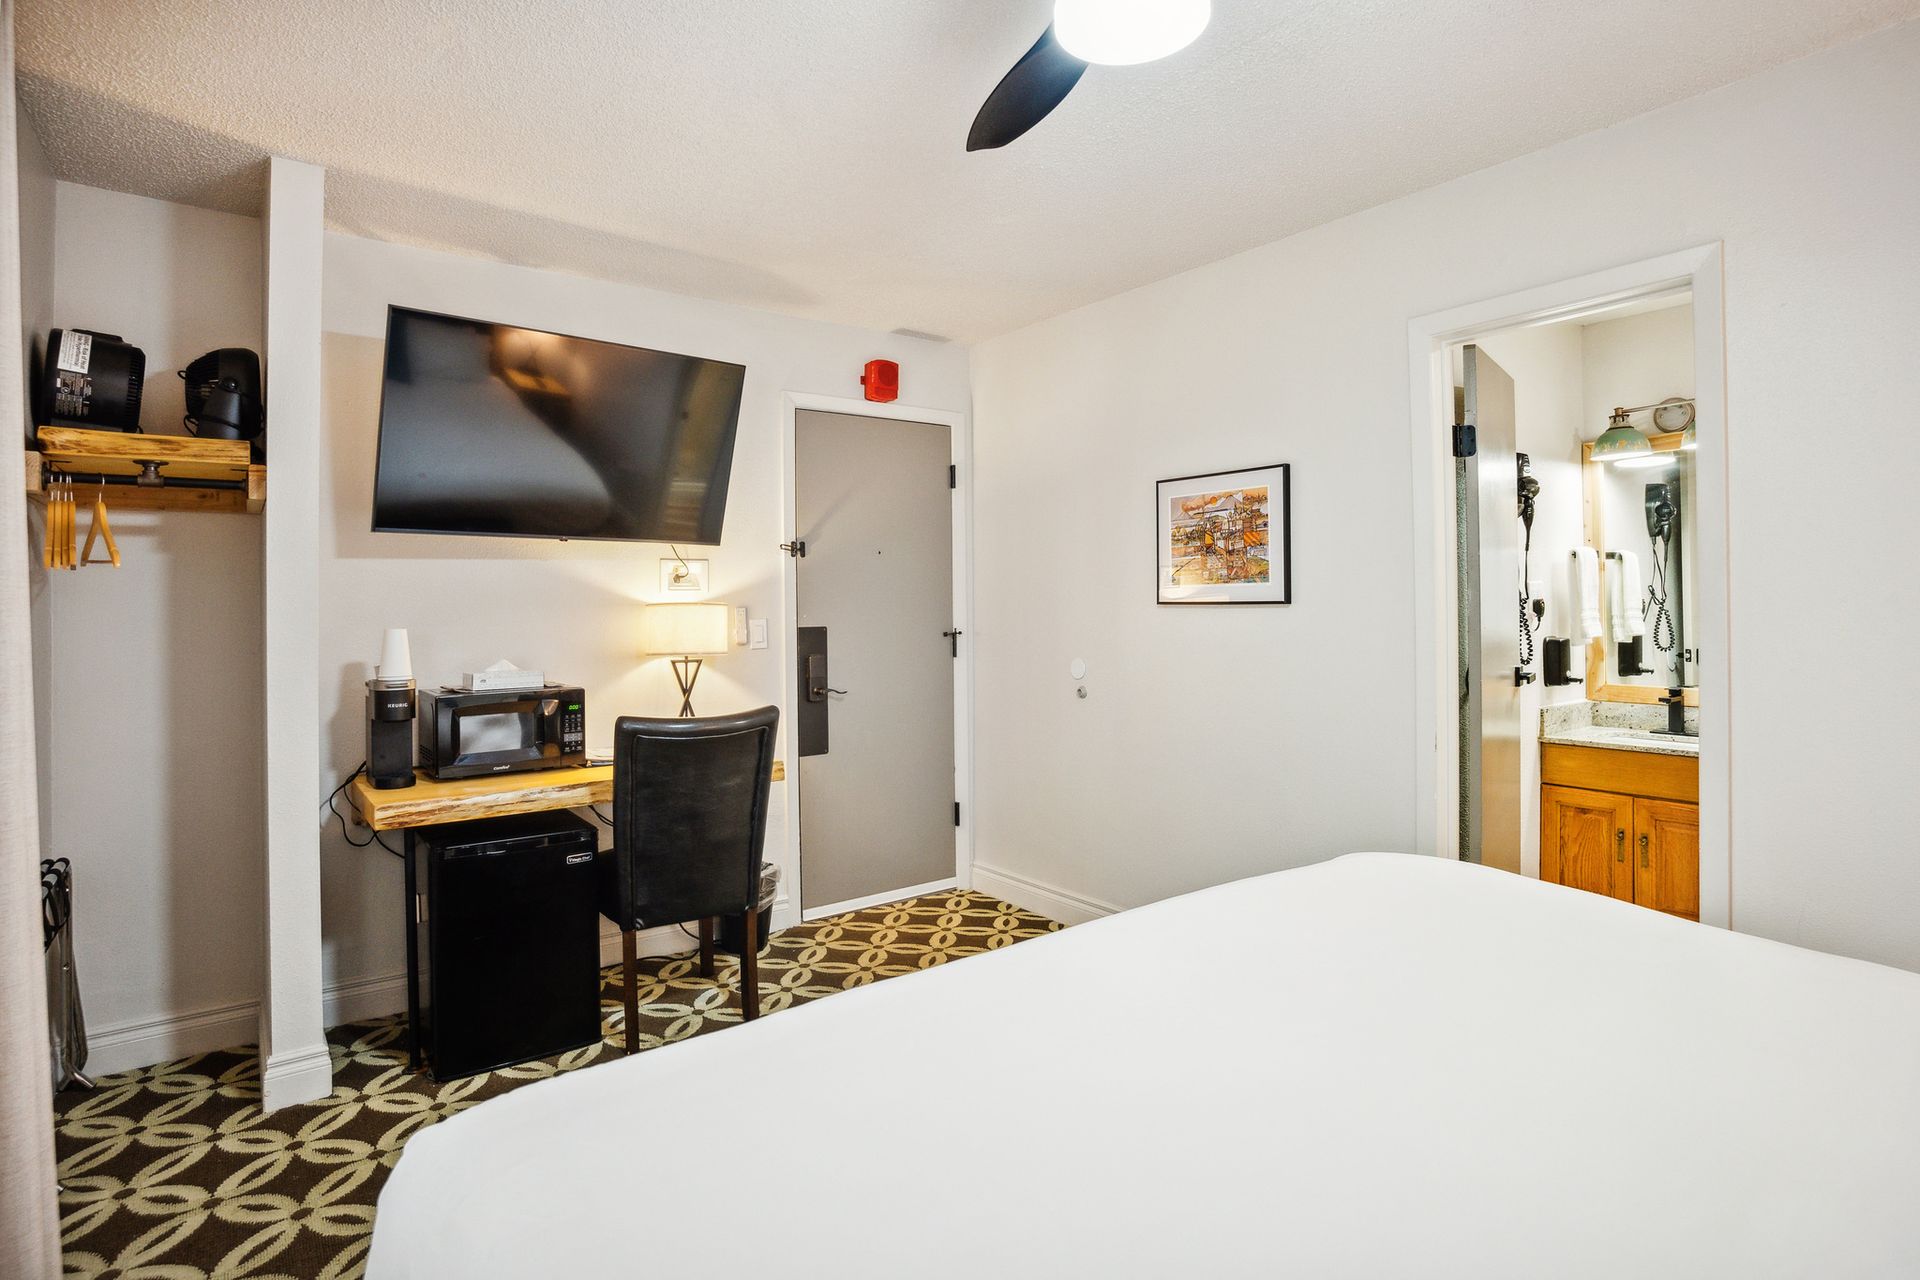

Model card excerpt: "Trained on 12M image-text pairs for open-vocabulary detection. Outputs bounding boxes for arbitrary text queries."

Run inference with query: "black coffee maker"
[366,629,417,789]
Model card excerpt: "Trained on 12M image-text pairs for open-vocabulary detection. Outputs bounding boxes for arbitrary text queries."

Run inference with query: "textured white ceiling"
[17,0,1918,341]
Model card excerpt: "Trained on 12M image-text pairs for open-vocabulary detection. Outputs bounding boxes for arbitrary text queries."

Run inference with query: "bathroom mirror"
[1583,429,1697,699]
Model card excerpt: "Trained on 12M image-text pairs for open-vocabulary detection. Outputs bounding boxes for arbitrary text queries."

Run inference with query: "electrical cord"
[1518,512,1541,668]
[323,763,397,854]
[1646,532,1676,654]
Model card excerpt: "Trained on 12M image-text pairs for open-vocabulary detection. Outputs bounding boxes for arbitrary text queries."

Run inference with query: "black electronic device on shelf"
[418,811,602,1080]
[38,329,145,430]
[181,347,266,460]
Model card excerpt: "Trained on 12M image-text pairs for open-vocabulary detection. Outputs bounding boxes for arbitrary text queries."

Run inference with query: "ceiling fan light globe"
[1053,0,1211,66]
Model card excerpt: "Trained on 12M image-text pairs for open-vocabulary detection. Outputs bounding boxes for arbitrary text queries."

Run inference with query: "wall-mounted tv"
[371,307,747,543]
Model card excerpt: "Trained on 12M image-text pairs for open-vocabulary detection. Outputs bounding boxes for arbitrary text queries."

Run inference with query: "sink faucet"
[1660,687,1695,737]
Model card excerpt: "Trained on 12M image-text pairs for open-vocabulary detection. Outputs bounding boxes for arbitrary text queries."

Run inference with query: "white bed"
[367,853,1920,1278]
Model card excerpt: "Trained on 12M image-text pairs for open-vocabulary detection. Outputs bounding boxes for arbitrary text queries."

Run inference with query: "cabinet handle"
[1639,833,1650,869]
[1615,829,1626,862]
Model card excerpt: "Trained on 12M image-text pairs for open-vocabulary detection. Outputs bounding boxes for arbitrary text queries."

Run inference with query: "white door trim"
[1405,244,1730,929]
[781,392,974,916]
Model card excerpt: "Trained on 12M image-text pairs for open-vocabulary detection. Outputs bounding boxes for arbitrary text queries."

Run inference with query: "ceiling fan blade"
[967,25,1088,152]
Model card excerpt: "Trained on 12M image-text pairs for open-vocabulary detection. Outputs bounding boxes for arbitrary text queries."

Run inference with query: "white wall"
[41,182,266,1073]
[315,233,972,1004]
[969,22,1920,971]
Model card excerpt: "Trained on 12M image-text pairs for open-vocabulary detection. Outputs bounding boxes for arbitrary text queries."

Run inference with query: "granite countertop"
[1540,701,1701,758]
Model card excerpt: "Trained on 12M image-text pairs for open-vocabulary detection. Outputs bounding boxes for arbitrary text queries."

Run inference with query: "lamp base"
[670,656,703,718]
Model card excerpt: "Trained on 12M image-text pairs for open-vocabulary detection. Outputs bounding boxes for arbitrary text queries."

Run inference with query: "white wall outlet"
[659,557,709,594]
[734,606,749,646]
[749,618,768,650]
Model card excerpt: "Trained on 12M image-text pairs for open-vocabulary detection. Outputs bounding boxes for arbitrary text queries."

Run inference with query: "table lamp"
[640,601,730,717]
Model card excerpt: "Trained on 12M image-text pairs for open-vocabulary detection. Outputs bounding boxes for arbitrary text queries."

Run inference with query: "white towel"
[1572,548,1603,642]
[1609,550,1646,642]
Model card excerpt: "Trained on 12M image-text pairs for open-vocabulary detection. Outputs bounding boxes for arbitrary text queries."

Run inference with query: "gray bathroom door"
[794,409,956,914]
[1459,346,1523,873]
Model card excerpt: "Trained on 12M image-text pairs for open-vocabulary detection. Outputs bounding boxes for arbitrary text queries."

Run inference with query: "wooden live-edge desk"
[347,761,784,1072]
[347,759,785,831]
[349,764,615,832]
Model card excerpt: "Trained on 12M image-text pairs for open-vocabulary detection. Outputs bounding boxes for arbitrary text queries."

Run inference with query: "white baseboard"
[970,862,1120,926]
[83,999,265,1079]
[260,1043,333,1112]
[81,914,789,1081]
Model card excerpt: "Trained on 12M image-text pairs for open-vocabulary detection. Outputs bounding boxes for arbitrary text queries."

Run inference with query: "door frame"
[1404,244,1731,929]
[781,392,973,921]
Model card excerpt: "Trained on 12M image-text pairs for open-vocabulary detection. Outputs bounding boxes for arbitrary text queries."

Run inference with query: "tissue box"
[461,666,546,692]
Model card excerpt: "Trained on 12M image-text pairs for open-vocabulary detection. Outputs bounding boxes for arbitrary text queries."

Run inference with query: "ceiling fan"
[967,0,1212,151]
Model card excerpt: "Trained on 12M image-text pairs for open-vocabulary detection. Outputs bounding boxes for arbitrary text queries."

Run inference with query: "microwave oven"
[418,686,587,780]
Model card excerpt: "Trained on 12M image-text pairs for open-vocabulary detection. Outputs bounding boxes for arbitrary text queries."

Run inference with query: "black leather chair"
[596,706,779,1052]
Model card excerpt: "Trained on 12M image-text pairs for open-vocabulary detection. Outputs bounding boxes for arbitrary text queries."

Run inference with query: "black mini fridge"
[420,811,601,1079]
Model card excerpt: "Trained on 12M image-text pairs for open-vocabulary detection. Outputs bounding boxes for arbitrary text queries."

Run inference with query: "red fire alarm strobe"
[861,359,899,403]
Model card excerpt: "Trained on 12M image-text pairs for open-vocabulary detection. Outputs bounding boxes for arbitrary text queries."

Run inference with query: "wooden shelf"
[26,426,265,514]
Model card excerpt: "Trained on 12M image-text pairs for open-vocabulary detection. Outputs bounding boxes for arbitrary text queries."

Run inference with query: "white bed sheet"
[367,853,1920,1278]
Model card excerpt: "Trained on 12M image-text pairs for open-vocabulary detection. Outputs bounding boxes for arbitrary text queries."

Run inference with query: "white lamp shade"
[640,602,731,656]
[1054,0,1211,66]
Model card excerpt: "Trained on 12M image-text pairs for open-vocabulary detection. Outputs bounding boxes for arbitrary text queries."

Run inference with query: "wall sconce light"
[1596,397,1696,469]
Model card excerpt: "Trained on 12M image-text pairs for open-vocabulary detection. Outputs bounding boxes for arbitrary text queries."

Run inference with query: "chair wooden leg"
[698,916,715,978]
[741,906,760,1022]
[622,929,639,1056]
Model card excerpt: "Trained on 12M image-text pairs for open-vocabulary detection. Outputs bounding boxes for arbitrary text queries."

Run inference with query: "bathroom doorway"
[1407,248,1731,928]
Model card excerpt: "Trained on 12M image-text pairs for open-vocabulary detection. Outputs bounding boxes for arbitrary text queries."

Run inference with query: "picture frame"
[1156,463,1291,605]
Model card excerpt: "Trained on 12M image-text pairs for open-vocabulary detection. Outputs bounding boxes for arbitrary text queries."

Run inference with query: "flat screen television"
[371,306,747,543]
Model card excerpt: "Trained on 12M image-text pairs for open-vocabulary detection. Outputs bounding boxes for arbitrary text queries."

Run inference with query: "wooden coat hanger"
[45,473,71,570]
[59,475,76,570]
[81,483,120,567]
[40,472,55,571]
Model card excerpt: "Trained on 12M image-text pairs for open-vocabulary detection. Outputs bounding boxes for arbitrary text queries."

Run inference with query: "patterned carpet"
[54,891,1060,1279]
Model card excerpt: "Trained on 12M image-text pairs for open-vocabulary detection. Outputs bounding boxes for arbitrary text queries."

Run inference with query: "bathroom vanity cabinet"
[1540,744,1699,921]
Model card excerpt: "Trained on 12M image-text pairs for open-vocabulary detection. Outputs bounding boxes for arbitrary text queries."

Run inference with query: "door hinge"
[948,464,957,490]
[942,629,962,657]
[954,802,961,828]
[1452,424,1476,458]
[779,540,807,559]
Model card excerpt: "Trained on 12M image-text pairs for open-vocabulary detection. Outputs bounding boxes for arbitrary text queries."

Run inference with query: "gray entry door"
[794,409,956,913]
[1459,346,1522,873]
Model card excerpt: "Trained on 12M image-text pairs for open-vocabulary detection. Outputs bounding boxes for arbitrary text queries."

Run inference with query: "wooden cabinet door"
[1540,786,1635,903]
[1633,799,1700,921]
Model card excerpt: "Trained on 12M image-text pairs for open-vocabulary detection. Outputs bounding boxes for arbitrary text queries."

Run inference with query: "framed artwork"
[1156,464,1291,605]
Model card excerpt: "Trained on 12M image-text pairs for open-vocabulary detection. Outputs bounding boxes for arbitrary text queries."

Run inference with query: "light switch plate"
[733,606,749,646]
[749,618,768,650]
